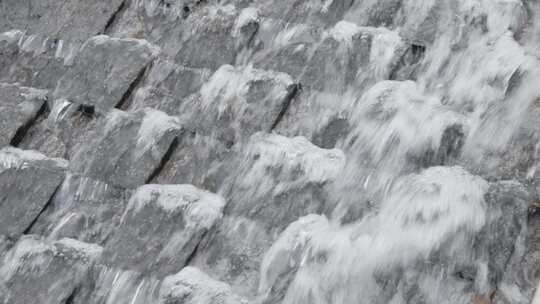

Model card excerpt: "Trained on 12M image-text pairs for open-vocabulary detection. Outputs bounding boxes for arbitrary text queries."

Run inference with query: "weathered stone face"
[0,30,71,90]
[0,236,103,304]
[150,131,233,191]
[17,99,101,159]
[70,108,181,188]
[0,83,47,147]
[28,174,133,244]
[0,0,125,41]
[102,184,225,277]
[54,35,159,111]
[0,147,67,240]
[128,59,212,114]
[181,64,298,141]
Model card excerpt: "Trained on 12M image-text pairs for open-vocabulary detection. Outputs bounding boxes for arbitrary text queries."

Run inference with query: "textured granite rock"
[0,147,67,240]
[127,59,212,113]
[28,174,132,244]
[0,30,73,89]
[54,35,159,110]
[109,2,259,70]
[102,184,225,277]
[0,83,47,147]
[0,235,103,304]
[0,0,125,41]
[18,99,101,159]
[150,131,233,192]
[70,108,181,188]
[181,64,298,141]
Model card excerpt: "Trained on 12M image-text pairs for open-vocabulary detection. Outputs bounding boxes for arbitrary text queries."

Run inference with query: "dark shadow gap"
[146,136,179,184]
[270,84,300,131]
[10,100,49,147]
[22,184,60,235]
[115,64,150,110]
[102,0,126,35]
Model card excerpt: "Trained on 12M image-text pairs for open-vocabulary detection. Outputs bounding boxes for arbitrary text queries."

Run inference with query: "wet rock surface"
[0,147,67,240]
[0,235,103,304]
[102,184,225,277]
[0,83,47,147]
[0,0,539,303]
[53,35,159,111]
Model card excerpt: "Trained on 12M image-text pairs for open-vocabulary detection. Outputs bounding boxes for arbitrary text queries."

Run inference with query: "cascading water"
[0,0,538,304]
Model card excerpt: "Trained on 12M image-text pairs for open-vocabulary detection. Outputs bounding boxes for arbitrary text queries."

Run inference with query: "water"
[253,0,540,303]
[1,0,539,303]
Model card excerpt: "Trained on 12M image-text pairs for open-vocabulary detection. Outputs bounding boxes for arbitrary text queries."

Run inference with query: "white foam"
[344,80,464,192]
[160,267,247,304]
[199,64,294,123]
[233,7,259,37]
[134,108,181,159]
[0,147,68,170]
[325,21,361,46]
[125,184,225,229]
[242,133,346,186]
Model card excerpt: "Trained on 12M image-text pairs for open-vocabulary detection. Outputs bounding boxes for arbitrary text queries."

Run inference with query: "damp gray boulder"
[54,35,159,110]
[479,181,535,304]
[138,64,299,190]
[28,174,132,244]
[0,30,72,89]
[0,0,124,42]
[18,99,101,159]
[268,24,408,141]
[127,59,212,114]
[151,131,233,192]
[0,235,103,304]
[252,22,320,82]
[0,147,67,240]
[70,108,181,188]
[0,83,48,147]
[192,133,345,295]
[256,21,406,88]
[498,205,540,303]
[254,23,409,138]
[181,64,298,143]
[102,184,225,277]
[477,181,531,285]
[297,21,374,93]
[159,266,247,304]
[171,5,259,70]
[222,133,345,230]
[109,3,258,71]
